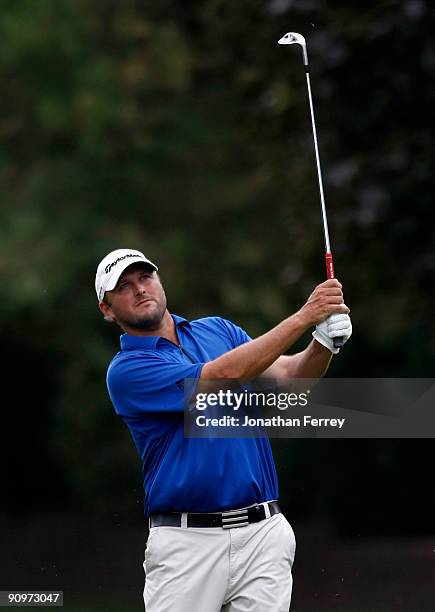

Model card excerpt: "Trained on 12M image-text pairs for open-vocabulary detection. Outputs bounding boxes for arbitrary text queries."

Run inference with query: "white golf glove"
[312,313,352,354]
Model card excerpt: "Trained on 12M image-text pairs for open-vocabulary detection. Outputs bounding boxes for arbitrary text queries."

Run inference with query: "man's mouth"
[135,298,154,307]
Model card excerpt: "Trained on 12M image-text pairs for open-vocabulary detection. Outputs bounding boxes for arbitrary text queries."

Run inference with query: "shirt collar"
[119,313,191,351]
[171,314,191,328]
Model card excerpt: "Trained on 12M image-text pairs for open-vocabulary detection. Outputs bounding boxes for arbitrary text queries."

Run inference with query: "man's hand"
[298,279,349,328]
[312,313,352,354]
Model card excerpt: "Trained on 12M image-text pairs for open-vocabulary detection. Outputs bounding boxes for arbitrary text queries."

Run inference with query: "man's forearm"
[282,339,333,379]
[200,313,308,380]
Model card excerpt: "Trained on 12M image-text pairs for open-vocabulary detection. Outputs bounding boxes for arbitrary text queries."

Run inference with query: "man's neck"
[123,310,179,344]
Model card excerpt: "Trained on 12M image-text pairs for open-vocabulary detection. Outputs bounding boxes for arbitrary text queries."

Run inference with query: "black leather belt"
[149,501,280,529]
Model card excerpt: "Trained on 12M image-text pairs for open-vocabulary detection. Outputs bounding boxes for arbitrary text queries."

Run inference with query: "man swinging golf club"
[96,242,352,611]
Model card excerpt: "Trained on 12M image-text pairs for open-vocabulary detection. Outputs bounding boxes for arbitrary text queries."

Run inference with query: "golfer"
[96,248,352,612]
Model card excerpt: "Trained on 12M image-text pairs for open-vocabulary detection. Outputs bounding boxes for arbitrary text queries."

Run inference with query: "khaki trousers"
[143,512,296,612]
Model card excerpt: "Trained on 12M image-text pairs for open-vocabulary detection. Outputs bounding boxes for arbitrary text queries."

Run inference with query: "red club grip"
[324,251,345,349]
[325,252,335,279]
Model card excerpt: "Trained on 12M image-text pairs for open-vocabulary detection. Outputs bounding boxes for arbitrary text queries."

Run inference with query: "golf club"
[278,31,344,348]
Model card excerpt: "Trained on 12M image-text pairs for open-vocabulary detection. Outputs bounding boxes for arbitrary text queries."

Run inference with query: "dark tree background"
[1,1,434,608]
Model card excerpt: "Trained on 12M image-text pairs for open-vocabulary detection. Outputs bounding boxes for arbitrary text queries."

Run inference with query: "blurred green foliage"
[1,0,434,533]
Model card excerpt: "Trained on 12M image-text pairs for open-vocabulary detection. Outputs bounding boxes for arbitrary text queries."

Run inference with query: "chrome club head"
[278,32,306,46]
[278,32,308,66]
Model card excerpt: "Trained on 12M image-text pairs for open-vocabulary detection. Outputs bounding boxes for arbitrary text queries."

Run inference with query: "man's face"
[99,263,167,332]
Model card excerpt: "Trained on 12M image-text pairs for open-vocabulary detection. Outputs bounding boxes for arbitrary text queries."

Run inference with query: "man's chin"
[128,320,158,331]
[123,311,164,331]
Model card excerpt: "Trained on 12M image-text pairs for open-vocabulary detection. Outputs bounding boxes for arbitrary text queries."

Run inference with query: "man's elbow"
[200,359,245,381]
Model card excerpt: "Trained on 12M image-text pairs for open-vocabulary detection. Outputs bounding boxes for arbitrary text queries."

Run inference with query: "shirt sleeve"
[107,352,204,417]
[216,317,252,348]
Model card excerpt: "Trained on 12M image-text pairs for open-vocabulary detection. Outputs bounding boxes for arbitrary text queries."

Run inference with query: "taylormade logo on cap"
[105,253,142,274]
[95,248,158,302]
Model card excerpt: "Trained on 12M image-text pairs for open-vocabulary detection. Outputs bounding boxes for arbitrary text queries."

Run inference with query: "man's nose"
[134,281,148,295]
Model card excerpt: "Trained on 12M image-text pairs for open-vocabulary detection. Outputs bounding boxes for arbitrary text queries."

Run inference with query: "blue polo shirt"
[106,314,279,517]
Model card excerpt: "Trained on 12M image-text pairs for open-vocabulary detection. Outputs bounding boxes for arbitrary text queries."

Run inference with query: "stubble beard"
[119,298,167,332]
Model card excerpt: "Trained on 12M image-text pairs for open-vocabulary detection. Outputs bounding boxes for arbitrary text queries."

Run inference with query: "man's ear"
[99,301,116,323]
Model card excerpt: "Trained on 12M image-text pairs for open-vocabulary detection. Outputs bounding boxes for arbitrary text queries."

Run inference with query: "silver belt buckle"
[221,507,249,529]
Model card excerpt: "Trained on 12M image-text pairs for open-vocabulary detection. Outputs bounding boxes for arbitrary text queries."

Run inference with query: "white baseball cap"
[95,248,158,302]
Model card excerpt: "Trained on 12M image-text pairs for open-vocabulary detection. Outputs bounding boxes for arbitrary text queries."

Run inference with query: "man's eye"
[118,283,129,291]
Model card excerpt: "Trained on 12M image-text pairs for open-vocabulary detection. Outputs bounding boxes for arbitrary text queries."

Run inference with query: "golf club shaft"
[304,56,344,348]
[305,70,331,256]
